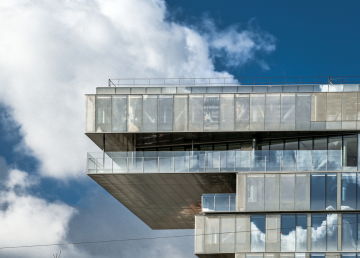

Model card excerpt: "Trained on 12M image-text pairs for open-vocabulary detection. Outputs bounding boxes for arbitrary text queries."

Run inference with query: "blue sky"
[0,0,359,257]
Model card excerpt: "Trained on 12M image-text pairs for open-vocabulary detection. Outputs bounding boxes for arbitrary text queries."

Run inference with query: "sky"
[0,0,359,257]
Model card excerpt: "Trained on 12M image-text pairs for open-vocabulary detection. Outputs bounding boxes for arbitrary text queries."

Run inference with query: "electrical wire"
[0,219,357,251]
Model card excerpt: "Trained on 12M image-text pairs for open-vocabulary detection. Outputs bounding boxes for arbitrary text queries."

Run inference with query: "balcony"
[202,194,236,212]
[87,150,357,174]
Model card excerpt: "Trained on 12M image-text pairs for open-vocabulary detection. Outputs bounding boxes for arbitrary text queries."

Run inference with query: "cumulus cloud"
[0,169,86,258]
[0,0,276,179]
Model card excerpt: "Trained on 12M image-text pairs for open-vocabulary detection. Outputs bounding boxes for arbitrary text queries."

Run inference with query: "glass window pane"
[257,141,270,150]
[297,150,312,171]
[295,174,310,210]
[189,95,204,131]
[236,150,251,171]
[235,94,250,130]
[215,194,230,211]
[173,95,188,131]
[285,139,298,150]
[281,93,296,130]
[341,173,357,210]
[220,94,234,131]
[251,150,268,171]
[344,135,358,167]
[280,174,295,210]
[299,138,313,150]
[111,95,127,132]
[204,94,219,131]
[86,95,96,132]
[220,216,235,253]
[282,150,296,171]
[174,151,189,172]
[247,174,264,211]
[326,173,337,210]
[266,215,280,251]
[158,95,173,131]
[328,136,342,150]
[270,140,284,150]
[311,173,326,210]
[268,150,281,171]
[195,216,204,253]
[265,174,279,211]
[296,214,307,251]
[202,194,214,212]
[230,194,236,211]
[281,214,296,251]
[159,151,173,172]
[311,214,327,251]
[326,213,338,251]
[236,215,250,252]
[142,95,158,132]
[205,216,220,253]
[96,95,111,132]
[250,94,265,130]
[314,138,327,150]
[220,150,235,172]
[143,151,158,172]
[265,93,281,130]
[250,215,266,252]
[127,95,142,132]
[313,150,327,171]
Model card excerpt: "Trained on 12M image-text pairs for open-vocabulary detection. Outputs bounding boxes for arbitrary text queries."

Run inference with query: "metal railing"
[87,150,357,174]
[202,194,236,212]
[108,76,360,87]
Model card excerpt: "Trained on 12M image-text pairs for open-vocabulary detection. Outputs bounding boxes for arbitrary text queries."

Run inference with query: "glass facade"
[86,88,360,257]
[195,213,360,254]
[87,92,360,133]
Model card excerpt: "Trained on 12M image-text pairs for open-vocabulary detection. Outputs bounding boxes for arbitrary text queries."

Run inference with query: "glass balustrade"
[87,150,353,174]
[202,194,236,212]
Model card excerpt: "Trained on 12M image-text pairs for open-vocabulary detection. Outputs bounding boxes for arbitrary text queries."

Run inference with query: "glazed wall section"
[86,93,360,133]
[236,173,360,212]
[195,213,360,254]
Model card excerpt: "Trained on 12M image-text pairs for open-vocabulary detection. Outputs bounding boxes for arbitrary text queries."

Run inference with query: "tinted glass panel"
[344,135,358,167]
[250,215,266,252]
[326,173,337,210]
[314,138,327,150]
[342,214,357,251]
[342,173,357,210]
[311,214,327,251]
[299,138,313,150]
[311,174,325,210]
[281,214,296,251]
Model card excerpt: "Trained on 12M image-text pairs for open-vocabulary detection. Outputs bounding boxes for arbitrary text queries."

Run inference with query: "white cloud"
[0,0,275,179]
[0,169,87,258]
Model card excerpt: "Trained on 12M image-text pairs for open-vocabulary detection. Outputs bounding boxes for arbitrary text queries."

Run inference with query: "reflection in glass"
[203,194,215,212]
[311,174,325,210]
[314,138,327,150]
[342,214,357,251]
[158,95,173,131]
[281,214,296,251]
[250,215,266,252]
[215,194,229,211]
[142,95,158,132]
[296,214,307,251]
[344,135,358,167]
[326,213,338,251]
[311,214,326,251]
[342,173,357,210]
[247,175,264,211]
[326,173,337,210]
[299,138,313,150]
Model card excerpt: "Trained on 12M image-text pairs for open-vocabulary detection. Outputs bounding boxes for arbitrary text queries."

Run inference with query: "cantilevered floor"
[89,173,236,229]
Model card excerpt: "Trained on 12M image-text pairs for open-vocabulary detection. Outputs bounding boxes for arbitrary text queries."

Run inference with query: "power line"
[0,219,357,251]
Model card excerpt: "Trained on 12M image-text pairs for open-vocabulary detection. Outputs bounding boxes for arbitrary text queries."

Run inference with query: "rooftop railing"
[87,150,357,174]
[108,76,360,87]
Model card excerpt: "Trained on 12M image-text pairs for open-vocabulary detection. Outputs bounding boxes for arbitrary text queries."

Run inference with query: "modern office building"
[86,76,360,258]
